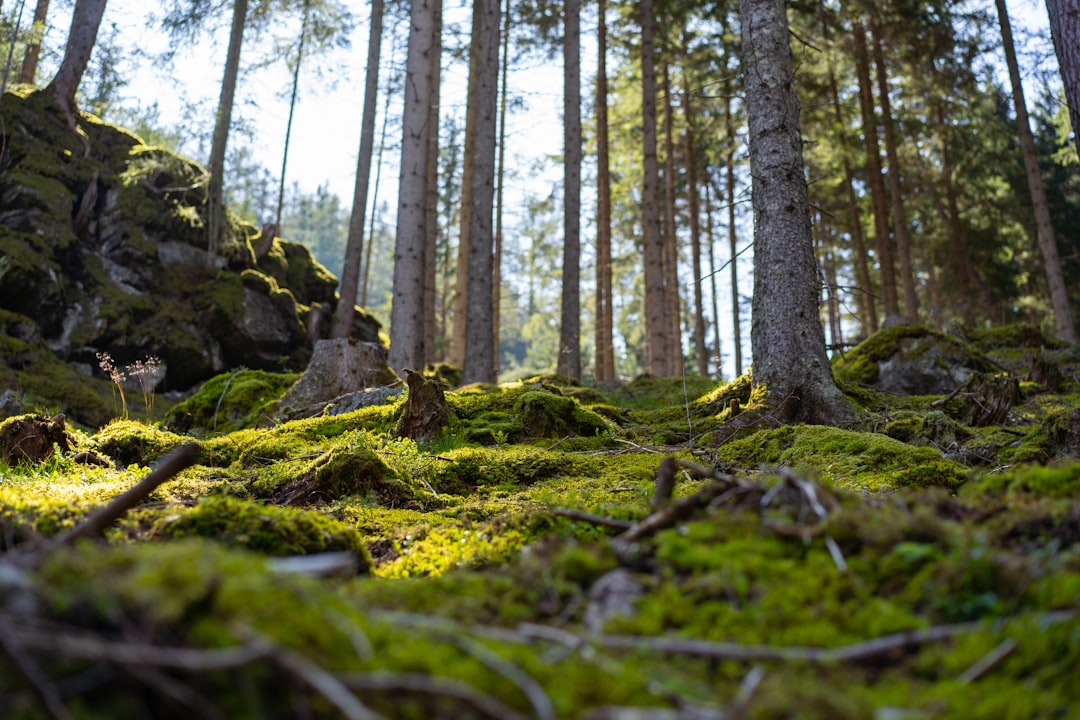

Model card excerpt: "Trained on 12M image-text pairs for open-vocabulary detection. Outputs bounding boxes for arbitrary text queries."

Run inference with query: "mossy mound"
[714,425,970,491]
[448,382,613,445]
[151,495,372,567]
[164,369,299,434]
[92,419,190,466]
[428,445,603,495]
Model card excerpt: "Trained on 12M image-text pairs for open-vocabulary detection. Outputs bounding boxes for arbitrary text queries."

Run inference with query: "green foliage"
[164,368,299,434]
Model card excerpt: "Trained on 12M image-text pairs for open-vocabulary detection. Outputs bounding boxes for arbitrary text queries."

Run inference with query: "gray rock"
[277,338,398,418]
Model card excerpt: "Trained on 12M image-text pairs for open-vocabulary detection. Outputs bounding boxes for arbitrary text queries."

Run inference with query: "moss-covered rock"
[165,369,299,434]
[92,419,190,466]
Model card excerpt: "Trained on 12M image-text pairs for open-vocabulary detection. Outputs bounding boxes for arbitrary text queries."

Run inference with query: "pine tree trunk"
[462,0,500,384]
[45,0,106,118]
[740,0,851,424]
[661,63,682,376]
[870,17,918,322]
[274,0,310,234]
[995,0,1076,342]
[332,0,383,339]
[640,0,668,377]
[492,0,510,373]
[557,0,582,380]
[389,0,439,373]
[681,51,707,377]
[704,181,723,380]
[17,0,50,85]
[450,13,479,370]
[852,20,898,319]
[724,90,743,378]
[1045,0,1080,160]
[422,1,442,364]
[594,0,615,383]
[205,0,248,270]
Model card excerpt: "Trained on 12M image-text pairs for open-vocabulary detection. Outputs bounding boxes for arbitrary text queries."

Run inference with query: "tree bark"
[995,0,1076,342]
[45,0,107,120]
[852,20,898,319]
[17,0,50,85]
[870,16,918,321]
[704,181,723,380]
[333,0,384,339]
[740,0,851,425]
[205,0,248,271]
[594,0,615,383]
[681,51,707,377]
[462,0,500,384]
[1045,0,1080,160]
[557,0,582,380]
[724,88,743,378]
[422,0,442,364]
[640,0,668,377]
[389,0,439,373]
[492,0,510,373]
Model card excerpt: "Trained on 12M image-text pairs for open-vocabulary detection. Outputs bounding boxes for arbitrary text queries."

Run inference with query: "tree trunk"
[852,20,898,319]
[681,52,707,377]
[594,0,615,383]
[661,62,683,376]
[724,89,743,378]
[557,0,582,380]
[422,0,442,364]
[361,31,398,308]
[870,16,918,321]
[640,0,668,377]
[995,0,1076,342]
[388,0,439,373]
[17,0,50,85]
[462,0,500,384]
[740,0,851,425]
[45,0,107,119]
[334,0,384,339]
[1045,0,1080,160]
[705,181,723,380]
[274,0,310,235]
[492,0,510,373]
[205,0,248,271]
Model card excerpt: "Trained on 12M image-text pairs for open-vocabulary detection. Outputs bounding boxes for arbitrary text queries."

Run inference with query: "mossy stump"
[393,369,450,442]
[0,413,72,464]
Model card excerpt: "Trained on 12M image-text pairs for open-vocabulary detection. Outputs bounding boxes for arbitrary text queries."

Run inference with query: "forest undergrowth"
[1,324,1079,719]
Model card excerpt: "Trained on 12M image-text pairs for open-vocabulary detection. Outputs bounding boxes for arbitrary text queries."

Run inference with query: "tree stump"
[960,373,1020,427]
[392,370,450,442]
[0,413,72,464]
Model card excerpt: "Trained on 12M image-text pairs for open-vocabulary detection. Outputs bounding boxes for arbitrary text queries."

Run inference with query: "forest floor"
[1,323,1079,719]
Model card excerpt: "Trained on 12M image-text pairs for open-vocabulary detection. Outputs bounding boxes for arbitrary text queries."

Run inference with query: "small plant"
[97,352,163,421]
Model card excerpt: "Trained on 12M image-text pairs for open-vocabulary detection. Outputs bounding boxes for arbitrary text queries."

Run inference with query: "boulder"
[277,339,399,418]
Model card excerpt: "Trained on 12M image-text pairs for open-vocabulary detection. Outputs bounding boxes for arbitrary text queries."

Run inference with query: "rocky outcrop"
[0,89,382,424]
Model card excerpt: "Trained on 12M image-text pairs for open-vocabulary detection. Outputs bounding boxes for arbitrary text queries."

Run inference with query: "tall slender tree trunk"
[17,0,49,85]
[681,53,707,377]
[389,0,439,373]
[557,0,582,379]
[451,11,480,370]
[362,29,399,308]
[45,0,107,120]
[724,90,742,378]
[852,20,898,319]
[492,0,510,373]
[705,181,723,379]
[422,0,442,363]
[205,0,248,270]
[594,0,615,383]
[995,0,1076,342]
[1045,0,1080,160]
[740,0,851,424]
[640,0,668,377]
[462,0,500,384]
[274,0,310,235]
[870,17,918,321]
[333,0,382,338]
[661,62,682,376]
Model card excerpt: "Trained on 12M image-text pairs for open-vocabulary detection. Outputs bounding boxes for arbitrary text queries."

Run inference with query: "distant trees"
[17,0,49,85]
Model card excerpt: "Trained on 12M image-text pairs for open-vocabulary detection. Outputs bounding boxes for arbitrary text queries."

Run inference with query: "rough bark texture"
[739,0,851,425]
[492,0,509,373]
[422,3,442,364]
[462,0,500,384]
[853,21,898,319]
[45,0,106,118]
[332,0,384,340]
[594,0,615,383]
[724,88,743,378]
[1045,0,1080,160]
[389,0,438,373]
[995,0,1076,343]
[392,369,450,442]
[205,0,248,270]
[557,0,582,380]
[640,0,668,377]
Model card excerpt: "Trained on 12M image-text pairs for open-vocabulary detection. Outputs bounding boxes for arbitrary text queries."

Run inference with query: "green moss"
[963,461,1080,498]
[164,369,299,434]
[428,445,603,495]
[92,419,189,465]
[151,495,372,567]
[966,322,1066,351]
[714,425,969,491]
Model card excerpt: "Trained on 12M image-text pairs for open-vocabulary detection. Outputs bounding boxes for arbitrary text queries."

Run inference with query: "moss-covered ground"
[2,327,1079,718]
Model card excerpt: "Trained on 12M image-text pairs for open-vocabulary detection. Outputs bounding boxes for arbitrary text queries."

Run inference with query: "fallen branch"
[48,443,202,551]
